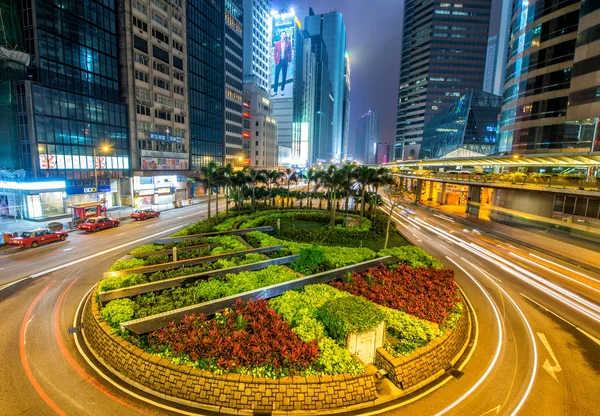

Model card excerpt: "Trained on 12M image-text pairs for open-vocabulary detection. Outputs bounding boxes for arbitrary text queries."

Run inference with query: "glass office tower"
[188,0,225,168]
[304,8,347,162]
[16,0,130,182]
[420,89,501,159]
[394,0,492,160]
[498,0,599,153]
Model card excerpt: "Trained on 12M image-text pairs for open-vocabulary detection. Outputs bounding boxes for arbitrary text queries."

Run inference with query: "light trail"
[435,256,504,416]
[508,252,600,295]
[528,253,599,283]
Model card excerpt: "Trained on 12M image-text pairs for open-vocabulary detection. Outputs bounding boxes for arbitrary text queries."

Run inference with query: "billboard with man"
[271,10,300,100]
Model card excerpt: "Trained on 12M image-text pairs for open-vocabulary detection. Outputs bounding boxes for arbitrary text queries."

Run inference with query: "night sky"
[273,0,502,151]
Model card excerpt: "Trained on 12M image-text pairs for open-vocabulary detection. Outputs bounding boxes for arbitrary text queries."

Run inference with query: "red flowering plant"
[330,264,460,325]
[148,299,319,376]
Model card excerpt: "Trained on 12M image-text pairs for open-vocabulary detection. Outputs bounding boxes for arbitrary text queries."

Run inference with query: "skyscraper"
[245,77,278,168]
[341,52,351,161]
[120,0,190,184]
[490,0,512,96]
[498,0,599,153]
[304,8,347,162]
[224,0,245,166]
[483,35,497,94]
[394,0,492,160]
[188,0,225,168]
[3,0,130,218]
[356,109,380,165]
[242,0,271,92]
[307,34,334,163]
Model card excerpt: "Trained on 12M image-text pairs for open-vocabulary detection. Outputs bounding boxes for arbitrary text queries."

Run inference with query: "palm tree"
[352,166,377,226]
[265,170,284,207]
[229,171,248,213]
[316,166,348,227]
[244,168,266,213]
[213,165,232,221]
[286,171,306,208]
[197,161,218,220]
[371,168,393,218]
[382,185,404,249]
[220,164,234,215]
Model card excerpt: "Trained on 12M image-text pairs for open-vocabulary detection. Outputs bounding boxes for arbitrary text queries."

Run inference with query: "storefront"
[65,184,118,208]
[132,175,189,208]
[0,180,67,219]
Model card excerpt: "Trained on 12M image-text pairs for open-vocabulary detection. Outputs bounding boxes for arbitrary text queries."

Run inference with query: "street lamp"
[93,145,110,203]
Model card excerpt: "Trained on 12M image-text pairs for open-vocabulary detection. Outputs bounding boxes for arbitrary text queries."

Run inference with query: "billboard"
[270,10,300,100]
[141,157,189,171]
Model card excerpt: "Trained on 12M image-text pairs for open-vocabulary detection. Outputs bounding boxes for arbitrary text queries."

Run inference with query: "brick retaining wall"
[374,302,471,390]
[82,294,379,412]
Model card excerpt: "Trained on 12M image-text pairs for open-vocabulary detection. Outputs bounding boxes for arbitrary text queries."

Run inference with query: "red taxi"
[130,208,160,221]
[77,216,120,232]
[8,229,68,248]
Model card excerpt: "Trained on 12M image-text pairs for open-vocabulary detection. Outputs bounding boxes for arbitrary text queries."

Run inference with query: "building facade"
[242,0,271,92]
[304,8,347,162]
[420,89,501,159]
[120,0,191,206]
[498,0,599,154]
[245,79,278,168]
[356,109,380,165]
[2,0,130,218]
[483,35,497,94]
[341,52,351,161]
[394,0,492,160]
[188,0,225,168]
[307,34,333,164]
[224,0,244,167]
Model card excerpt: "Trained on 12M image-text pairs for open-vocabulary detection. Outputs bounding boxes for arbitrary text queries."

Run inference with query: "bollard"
[173,246,177,262]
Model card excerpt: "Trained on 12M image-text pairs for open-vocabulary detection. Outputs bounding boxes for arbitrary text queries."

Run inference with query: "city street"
[0,200,598,415]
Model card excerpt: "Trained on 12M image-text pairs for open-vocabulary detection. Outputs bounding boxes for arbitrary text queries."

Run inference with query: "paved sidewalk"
[0,197,209,245]
[418,201,600,274]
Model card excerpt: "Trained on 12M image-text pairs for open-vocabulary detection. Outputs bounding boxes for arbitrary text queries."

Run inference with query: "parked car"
[8,229,68,248]
[130,208,160,221]
[77,216,120,232]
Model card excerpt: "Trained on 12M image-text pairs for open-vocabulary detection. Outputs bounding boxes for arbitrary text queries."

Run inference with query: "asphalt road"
[0,200,598,415]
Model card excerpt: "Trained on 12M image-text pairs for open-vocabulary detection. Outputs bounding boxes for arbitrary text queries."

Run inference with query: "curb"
[418,204,600,276]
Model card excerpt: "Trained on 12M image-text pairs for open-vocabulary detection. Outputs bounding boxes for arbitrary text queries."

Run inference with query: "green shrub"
[101,298,135,327]
[130,244,163,255]
[379,246,443,269]
[213,215,246,231]
[317,296,385,343]
[290,246,331,275]
[98,273,146,292]
[320,246,377,268]
[131,265,300,320]
[207,236,248,255]
[380,306,439,356]
[441,302,463,330]
[108,258,147,271]
[309,337,365,376]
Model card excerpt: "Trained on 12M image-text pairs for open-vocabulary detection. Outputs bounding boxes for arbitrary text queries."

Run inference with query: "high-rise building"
[420,89,501,159]
[304,8,347,162]
[187,0,225,168]
[2,0,130,219]
[269,9,308,166]
[245,78,278,168]
[307,34,333,163]
[224,0,245,167]
[120,0,191,206]
[394,0,492,160]
[491,0,512,96]
[498,0,599,154]
[483,35,497,94]
[341,52,351,161]
[356,109,380,165]
[242,0,271,92]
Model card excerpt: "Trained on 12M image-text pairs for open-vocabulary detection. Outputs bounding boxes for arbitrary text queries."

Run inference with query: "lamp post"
[93,145,110,202]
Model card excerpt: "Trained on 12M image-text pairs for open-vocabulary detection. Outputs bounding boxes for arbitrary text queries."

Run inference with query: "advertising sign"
[39,155,129,170]
[150,132,183,144]
[141,157,189,171]
[66,185,111,195]
[270,10,299,100]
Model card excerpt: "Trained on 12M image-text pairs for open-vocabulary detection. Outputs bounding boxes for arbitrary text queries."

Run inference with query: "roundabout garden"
[82,206,471,413]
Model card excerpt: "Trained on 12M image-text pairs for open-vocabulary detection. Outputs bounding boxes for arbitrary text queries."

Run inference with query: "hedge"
[378,246,443,269]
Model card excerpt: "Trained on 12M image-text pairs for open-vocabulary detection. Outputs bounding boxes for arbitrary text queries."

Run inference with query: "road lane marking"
[63,248,73,252]
[19,280,67,416]
[27,224,182,279]
[73,287,203,416]
[478,405,501,416]
[0,276,30,292]
[537,333,561,382]
[24,315,34,345]
[116,233,125,236]
[435,256,504,416]
[520,293,600,346]
[54,280,151,415]
[462,259,538,416]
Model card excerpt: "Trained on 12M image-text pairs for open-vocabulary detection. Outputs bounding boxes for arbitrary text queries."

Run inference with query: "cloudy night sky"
[273,0,501,149]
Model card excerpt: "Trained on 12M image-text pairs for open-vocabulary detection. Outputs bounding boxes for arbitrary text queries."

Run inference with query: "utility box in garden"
[347,321,385,364]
